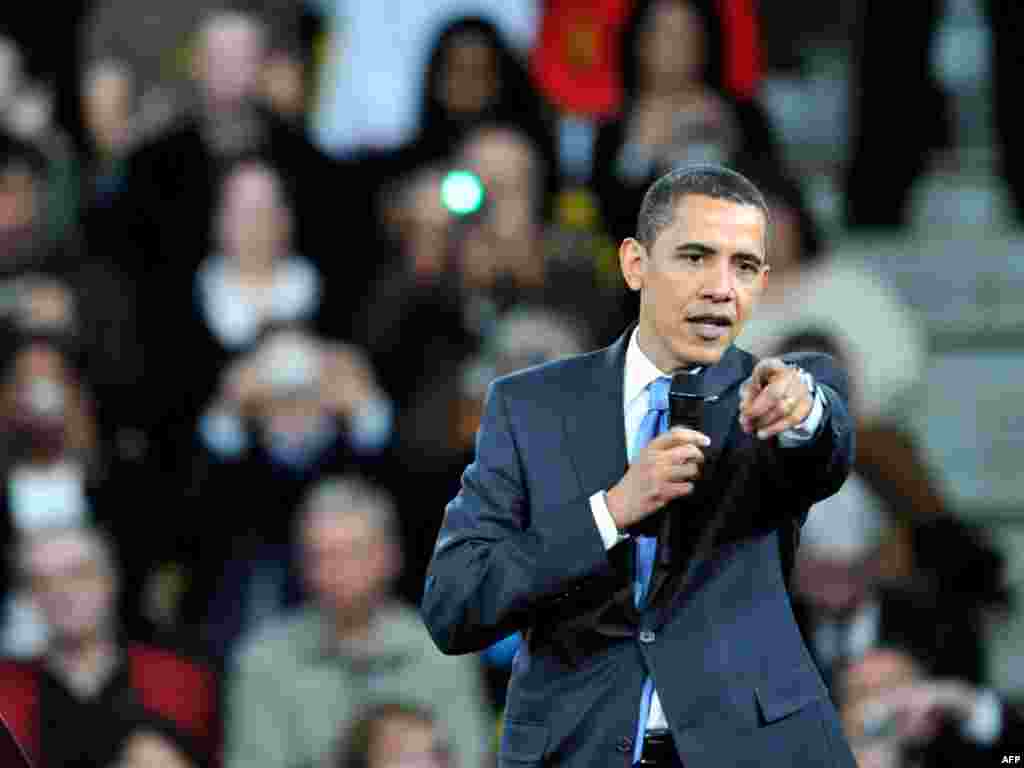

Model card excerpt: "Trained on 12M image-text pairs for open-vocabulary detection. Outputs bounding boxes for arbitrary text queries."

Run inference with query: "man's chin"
[677,339,729,366]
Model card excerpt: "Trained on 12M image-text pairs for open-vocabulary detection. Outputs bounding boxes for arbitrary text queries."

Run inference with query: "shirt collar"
[303,604,415,666]
[624,326,703,408]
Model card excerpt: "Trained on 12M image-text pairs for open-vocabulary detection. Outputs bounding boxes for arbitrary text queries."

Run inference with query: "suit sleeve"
[775,353,857,514]
[421,379,613,655]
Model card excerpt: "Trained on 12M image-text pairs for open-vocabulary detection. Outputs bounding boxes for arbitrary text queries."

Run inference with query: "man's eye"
[682,252,702,264]
[739,262,760,273]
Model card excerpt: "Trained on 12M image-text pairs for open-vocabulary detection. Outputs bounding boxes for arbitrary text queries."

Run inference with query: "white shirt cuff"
[778,377,827,447]
[961,688,1003,746]
[590,491,628,550]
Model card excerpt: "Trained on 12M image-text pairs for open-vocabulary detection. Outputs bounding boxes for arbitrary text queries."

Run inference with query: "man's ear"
[620,237,646,292]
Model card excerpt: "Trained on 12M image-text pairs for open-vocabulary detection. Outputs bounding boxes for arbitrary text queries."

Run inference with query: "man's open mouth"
[687,314,733,327]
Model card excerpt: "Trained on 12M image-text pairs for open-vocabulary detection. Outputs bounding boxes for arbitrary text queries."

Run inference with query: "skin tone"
[367,716,449,768]
[217,163,291,282]
[440,35,498,117]
[24,531,118,688]
[0,165,38,237]
[641,0,705,98]
[606,193,814,530]
[117,730,195,768]
[792,551,880,619]
[402,171,451,280]
[456,128,544,288]
[301,508,399,644]
[193,15,265,114]
[630,0,718,151]
[82,62,134,158]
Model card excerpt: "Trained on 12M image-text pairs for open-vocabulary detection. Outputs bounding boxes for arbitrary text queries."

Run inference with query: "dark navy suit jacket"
[422,326,859,768]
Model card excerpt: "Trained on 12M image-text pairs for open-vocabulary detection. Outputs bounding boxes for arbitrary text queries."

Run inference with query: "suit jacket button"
[616,736,633,752]
[639,630,656,644]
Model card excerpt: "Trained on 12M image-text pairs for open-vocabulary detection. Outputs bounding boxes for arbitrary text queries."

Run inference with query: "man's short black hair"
[635,163,770,253]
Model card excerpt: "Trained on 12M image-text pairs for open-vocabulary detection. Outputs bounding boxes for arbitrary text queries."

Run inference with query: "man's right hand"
[606,427,710,530]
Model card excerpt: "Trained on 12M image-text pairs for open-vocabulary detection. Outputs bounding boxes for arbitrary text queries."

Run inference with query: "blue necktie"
[631,376,671,762]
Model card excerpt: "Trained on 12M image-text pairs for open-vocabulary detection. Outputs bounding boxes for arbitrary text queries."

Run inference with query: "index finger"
[651,426,711,448]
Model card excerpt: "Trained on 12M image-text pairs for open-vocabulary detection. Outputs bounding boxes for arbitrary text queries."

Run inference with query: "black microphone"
[668,369,718,436]
[628,370,719,538]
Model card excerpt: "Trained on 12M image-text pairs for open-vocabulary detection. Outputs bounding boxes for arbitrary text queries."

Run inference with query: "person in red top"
[0,524,218,767]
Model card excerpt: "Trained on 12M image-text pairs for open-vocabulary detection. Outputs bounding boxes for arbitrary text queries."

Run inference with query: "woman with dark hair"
[592,0,782,243]
[393,17,558,215]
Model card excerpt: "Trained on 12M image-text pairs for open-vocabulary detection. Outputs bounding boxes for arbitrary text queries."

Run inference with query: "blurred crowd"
[0,1,1020,767]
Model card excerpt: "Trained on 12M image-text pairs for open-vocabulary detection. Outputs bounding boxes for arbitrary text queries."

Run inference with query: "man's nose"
[700,261,735,301]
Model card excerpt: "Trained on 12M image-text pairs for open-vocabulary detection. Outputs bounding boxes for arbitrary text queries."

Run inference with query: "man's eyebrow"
[675,242,716,254]
[676,242,765,265]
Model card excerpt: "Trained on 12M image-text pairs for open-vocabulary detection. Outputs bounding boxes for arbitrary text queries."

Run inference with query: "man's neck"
[48,632,119,699]
[327,604,377,650]
[635,323,702,375]
[231,258,280,284]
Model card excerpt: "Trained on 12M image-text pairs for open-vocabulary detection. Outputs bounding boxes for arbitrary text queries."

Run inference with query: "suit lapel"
[562,326,631,509]
[562,326,635,624]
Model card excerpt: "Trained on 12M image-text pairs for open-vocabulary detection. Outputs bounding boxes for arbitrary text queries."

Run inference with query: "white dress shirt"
[589,327,827,731]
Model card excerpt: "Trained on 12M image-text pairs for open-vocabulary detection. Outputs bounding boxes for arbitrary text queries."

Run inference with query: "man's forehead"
[663,194,767,246]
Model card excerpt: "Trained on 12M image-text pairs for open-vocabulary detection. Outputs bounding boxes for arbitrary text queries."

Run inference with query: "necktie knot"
[648,376,671,413]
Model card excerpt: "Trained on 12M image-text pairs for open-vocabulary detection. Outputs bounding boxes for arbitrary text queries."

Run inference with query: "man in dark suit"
[421,164,858,767]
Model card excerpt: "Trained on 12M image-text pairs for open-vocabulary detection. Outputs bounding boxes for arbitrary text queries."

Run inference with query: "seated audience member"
[792,490,986,694]
[334,702,452,768]
[225,475,491,768]
[838,647,1024,768]
[0,337,100,656]
[592,0,782,243]
[0,128,144,436]
[453,123,627,343]
[734,163,927,428]
[179,329,393,634]
[0,525,218,767]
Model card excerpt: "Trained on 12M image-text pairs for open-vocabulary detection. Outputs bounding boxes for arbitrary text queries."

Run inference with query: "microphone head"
[669,370,716,433]
[669,369,706,398]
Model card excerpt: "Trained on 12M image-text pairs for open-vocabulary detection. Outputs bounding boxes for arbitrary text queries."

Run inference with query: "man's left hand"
[739,358,812,440]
